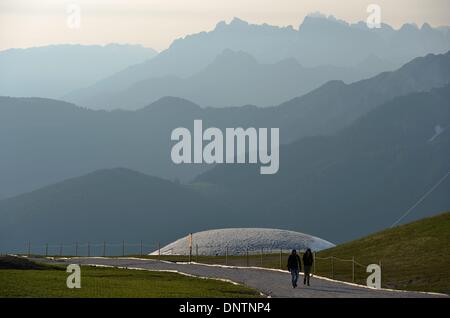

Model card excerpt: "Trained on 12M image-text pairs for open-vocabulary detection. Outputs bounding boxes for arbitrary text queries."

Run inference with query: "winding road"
[34,257,447,298]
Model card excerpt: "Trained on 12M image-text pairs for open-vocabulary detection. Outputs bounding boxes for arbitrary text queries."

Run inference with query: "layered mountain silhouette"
[1,86,449,249]
[288,14,450,67]
[1,51,449,199]
[0,44,157,98]
[195,85,450,242]
[65,14,450,109]
[0,168,222,251]
[73,49,376,110]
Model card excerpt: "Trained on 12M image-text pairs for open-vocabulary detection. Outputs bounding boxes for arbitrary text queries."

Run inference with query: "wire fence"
[16,241,161,258]
[4,241,381,286]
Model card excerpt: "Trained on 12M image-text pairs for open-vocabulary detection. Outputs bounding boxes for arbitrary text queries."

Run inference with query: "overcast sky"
[1,0,449,51]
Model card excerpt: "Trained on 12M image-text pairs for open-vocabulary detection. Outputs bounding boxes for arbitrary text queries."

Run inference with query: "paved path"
[35,257,446,298]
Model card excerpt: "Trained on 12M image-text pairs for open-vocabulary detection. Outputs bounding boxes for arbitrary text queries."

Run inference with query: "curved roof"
[151,228,335,256]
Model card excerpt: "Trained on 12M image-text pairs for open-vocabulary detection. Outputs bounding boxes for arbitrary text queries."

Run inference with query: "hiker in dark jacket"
[287,249,302,288]
[302,248,314,286]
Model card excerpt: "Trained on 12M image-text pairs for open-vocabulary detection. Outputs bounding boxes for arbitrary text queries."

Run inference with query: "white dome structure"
[150,228,335,256]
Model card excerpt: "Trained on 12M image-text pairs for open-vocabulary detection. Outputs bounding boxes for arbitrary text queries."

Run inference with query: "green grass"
[0,265,261,298]
[316,212,450,294]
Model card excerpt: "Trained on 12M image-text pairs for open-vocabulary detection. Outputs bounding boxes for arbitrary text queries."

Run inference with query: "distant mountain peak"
[212,49,258,65]
[214,17,250,31]
[75,167,161,183]
[421,23,433,32]
[214,20,227,29]
[230,17,249,26]
[301,12,349,29]
[213,16,293,34]
[140,96,201,112]
[306,11,328,19]
[396,51,449,74]
[90,167,140,176]
[399,23,419,32]
[300,12,399,33]
[321,79,347,89]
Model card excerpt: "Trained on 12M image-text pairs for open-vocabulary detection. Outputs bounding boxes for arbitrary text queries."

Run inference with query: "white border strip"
[182,261,448,297]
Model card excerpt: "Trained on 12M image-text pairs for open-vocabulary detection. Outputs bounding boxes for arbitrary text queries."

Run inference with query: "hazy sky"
[1,0,449,51]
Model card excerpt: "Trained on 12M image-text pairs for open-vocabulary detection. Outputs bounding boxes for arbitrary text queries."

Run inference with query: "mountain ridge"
[1,86,449,249]
[0,44,157,98]
[64,14,450,109]
[0,167,221,251]
[1,52,450,200]
[194,84,450,241]
[85,49,374,109]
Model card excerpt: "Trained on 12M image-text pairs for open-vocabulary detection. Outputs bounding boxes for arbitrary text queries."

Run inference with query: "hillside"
[0,44,157,98]
[195,85,450,242]
[1,86,449,250]
[277,51,450,141]
[76,49,371,110]
[65,14,450,109]
[1,52,450,199]
[0,168,226,252]
[318,212,450,294]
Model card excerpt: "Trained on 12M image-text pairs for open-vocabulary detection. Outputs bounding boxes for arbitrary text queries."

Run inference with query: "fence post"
[27,242,31,257]
[379,260,382,287]
[225,246,228,265]
[103,241,106,257]
[279,248,282,269]
[313,252,316,274]
[246,247,249,267]
[75,242,78,257]
[196,244,198,262]
[122,240,125,257]
[260,248,263,266]
[331,256,334,279]
[352,257,355,283]
[45,243,48,257]
[88,242,90,257]
[140,240,143,257]
[189,245,192,263]
[158,242,161,260]
[59,243,63,256]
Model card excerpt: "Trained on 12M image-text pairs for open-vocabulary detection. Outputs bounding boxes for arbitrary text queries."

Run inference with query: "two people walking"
[287,248,314,288]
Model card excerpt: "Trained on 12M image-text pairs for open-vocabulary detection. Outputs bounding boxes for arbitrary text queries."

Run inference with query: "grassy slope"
[316,211,450,294]
[0,265,260,298]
